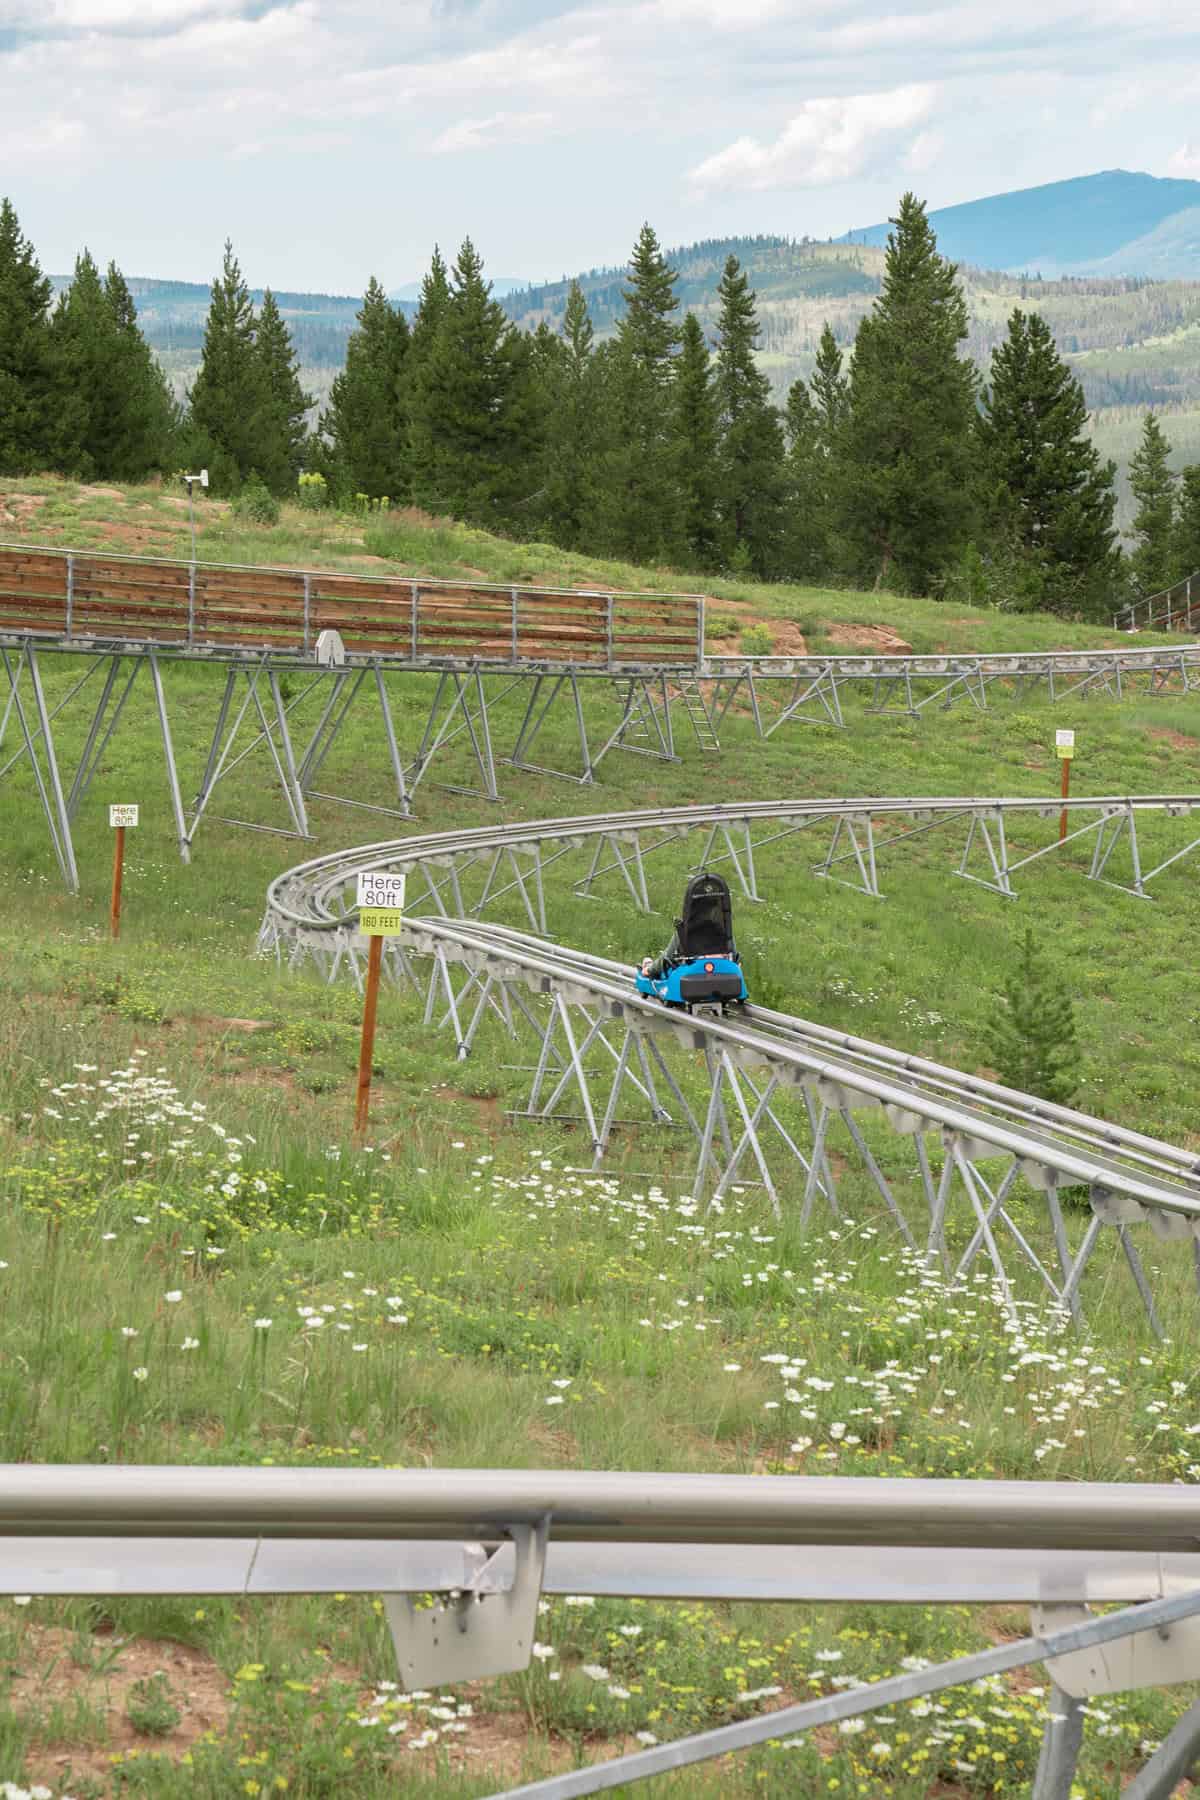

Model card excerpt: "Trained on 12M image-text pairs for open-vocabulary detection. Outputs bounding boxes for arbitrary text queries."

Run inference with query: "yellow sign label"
[359,907,404,937]
[1055,745,1075,760]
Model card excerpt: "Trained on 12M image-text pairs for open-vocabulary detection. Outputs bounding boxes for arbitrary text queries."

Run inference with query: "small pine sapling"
[232,471,279,526]
[985,926,1080,1106]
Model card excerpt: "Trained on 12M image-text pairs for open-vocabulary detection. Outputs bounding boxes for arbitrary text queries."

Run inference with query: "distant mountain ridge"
[50,176,1200,521]
[389,277,528,301]
[47,273,395,369]
[841,170,1200,277]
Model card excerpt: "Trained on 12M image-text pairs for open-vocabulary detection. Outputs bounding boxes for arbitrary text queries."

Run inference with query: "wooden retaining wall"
[0,546,703,668]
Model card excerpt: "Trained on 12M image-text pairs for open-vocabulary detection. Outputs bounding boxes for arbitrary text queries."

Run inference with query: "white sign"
[1055,729,1076,760]
[109,804,139,828]
[357,870,407,910]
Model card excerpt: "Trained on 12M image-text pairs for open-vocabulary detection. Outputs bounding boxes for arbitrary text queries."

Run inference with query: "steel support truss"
[278,797,1200,920]
[0,642,188,882]
[491,1585,1200,1800]
[16,622,1200,890]
[261,901,1200,1340]
[259,792,1200,1343]
[703,645,1200,727]
[5,652,713,886]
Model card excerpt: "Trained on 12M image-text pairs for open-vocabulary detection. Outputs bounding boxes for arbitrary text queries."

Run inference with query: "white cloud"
[1089,79,1151,128]
[432,109,555,153]
[2,0,246,29]
[906,127,944,174]
[1167,141,1200,177]
[355,34,615,107]
[0,113,86,157]
[689,83,936,193]
[8,0,1200,287]
[652,0,789,27]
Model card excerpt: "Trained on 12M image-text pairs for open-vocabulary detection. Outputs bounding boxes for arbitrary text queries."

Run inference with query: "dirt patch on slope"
[13,1625,230,1792]
[1149,726,1200,751]
[426,1086,504,1133]
[0,491,48,532]
[706,614,807,657]
[824,622,912,654]
[92,520,186,553]
[76,484,128,503]
[157,496,232,516]
[707,613,913,659]
[768,619,810,655]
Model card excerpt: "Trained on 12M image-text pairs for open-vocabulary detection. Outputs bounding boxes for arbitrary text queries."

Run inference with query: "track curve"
[261,795,1200,1334]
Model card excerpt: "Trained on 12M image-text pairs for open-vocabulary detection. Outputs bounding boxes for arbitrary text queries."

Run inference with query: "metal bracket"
[315,629,345,667]
[383,1516,549,1688]
[1033,1598,1200,1697]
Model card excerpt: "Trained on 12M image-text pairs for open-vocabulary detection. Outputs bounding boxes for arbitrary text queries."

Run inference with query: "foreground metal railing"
[5,1466,1200,1798]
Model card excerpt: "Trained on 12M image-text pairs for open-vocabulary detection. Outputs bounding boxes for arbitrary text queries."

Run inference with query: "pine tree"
[713,255,787,575]
[980,309,1120,616]
[0,197,56,474]
[782,378,828,578]
[102,263,178,478]
[51,252,175,479]
[48,250,107,475]
[417,238,540,529]
[320,278,409,502]
[673,312,721,569]
[810,323,849,450]
[984,926,1080,1106]
[839,194,978,593]
[1173,465,1200,583]
[1128,412,1177,596]
[253,289,313,495]
[406,249,452,507]
[187,241,268,491]
[540,281,607,548]
[598,224,684,564]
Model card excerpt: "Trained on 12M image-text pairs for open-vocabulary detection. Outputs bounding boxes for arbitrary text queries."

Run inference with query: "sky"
[4,0,1200,294]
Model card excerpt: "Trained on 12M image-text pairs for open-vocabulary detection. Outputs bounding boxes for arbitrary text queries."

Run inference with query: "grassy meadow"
[2,479,1200,1796]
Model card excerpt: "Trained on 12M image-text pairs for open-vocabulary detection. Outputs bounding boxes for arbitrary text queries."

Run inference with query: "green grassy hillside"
[1,486,1199,1797]
[0,473,1173,652]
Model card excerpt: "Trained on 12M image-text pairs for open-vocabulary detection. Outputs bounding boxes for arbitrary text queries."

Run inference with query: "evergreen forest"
[4,194,1200,616]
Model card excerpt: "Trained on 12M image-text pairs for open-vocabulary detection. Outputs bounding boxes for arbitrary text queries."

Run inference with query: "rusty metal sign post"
[108,804,138,937]
[1056,729,1075,840]
[353,870,406,1136]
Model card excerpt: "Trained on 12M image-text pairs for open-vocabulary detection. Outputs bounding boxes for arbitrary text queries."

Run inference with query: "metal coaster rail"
[262,792,1200,1342]
[7,539,1200,890]
[7,1469,1200,1797]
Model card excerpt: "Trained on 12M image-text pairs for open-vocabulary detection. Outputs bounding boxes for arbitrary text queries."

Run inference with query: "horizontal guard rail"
[2,1466,1200,1550]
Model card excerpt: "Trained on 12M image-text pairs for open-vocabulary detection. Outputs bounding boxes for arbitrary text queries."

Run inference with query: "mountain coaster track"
[262,793,1200,1341]
[5,539,1200,889]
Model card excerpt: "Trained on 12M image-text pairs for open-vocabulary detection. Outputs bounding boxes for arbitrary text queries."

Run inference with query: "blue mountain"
[841,169,1200,276]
